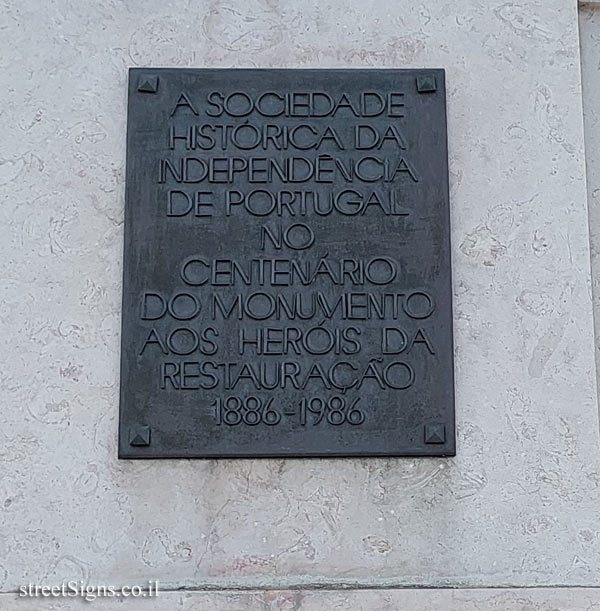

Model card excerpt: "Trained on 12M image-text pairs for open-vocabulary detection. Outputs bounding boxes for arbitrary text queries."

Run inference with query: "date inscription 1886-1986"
[119,68,455,458]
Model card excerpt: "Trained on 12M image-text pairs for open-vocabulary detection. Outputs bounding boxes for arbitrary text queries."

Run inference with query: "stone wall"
[1,0,599,607]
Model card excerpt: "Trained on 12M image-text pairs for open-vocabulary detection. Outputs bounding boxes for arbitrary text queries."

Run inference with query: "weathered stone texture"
[0,0,597,594]
[2,588,600,610]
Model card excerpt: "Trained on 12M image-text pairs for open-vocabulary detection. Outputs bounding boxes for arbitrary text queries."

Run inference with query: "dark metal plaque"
[119,68,455,458]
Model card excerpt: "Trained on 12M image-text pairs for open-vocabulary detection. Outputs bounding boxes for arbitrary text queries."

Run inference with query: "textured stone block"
[0,0,597,593]
[3,588,600,610]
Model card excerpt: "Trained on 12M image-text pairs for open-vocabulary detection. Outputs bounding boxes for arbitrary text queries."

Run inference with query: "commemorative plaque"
[119,68,455,458]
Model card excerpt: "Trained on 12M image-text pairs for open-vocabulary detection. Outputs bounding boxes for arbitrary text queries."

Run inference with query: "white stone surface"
[2,588,600,610]
[0,0,598,595]
[581,3,600,453]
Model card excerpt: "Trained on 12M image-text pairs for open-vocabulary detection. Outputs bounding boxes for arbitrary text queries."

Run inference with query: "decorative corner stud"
[129,426,151,446]
[424,423,446,444]
[416,74,437,94]
[137,74,159,94]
